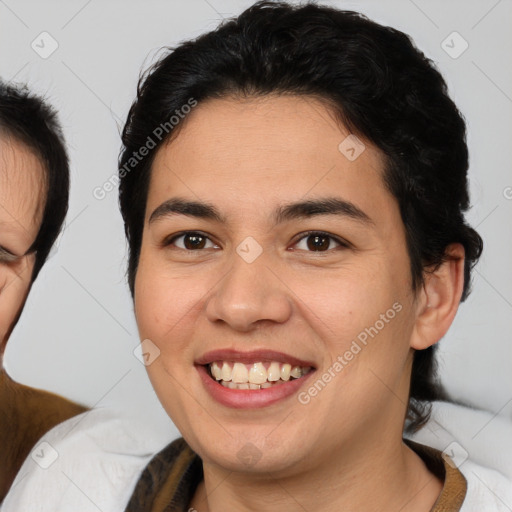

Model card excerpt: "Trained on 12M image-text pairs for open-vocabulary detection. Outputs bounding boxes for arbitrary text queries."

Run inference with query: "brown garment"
[0,370,87,502]
[404,439,467,511]
[125,437,467,512]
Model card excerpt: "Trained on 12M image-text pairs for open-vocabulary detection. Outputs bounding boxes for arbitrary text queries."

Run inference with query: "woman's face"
[0,137,43,355]
[134,95,423,475]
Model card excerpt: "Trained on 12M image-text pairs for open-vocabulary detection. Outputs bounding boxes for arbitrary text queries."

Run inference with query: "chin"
[186,426,314,476]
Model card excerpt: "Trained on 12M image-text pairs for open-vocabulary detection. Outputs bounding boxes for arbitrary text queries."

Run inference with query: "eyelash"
[163,230,349,253]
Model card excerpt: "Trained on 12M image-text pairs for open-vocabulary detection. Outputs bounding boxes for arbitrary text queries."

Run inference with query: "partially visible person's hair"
[118,1,483,432]
[0,80,69,281]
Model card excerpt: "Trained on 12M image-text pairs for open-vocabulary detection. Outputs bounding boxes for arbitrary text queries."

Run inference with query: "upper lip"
[195,349,316,369]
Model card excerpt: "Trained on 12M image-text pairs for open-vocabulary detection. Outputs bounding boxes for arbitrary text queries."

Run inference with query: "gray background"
[1,0,511,431]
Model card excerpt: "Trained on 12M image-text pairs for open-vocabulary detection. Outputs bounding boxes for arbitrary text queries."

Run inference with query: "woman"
[0,81,86,502]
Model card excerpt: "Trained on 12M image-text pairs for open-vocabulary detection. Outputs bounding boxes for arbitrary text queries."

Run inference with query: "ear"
[0,254,35,357]
[410,243,465,350]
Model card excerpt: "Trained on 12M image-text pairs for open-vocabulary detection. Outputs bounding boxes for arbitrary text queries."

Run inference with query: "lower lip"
[196,365,315,409]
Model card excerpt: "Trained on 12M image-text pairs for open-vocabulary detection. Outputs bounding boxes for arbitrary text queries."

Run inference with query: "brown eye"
[306,234,330,251]
[183,233,206,250]
[166,232,218,251]
[294,231,346,252]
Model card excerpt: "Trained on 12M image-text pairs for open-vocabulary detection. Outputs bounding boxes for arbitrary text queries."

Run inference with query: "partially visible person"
[0,81,87,503]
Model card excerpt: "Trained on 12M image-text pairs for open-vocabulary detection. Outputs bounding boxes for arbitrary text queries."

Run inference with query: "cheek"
[133,257,206,352]
[0,270,8,291]
[290,259,398,335]
[0,268,31,343]
[288,259,413,392]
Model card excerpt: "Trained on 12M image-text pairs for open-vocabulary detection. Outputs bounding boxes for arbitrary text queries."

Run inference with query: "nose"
[205,250,293,332]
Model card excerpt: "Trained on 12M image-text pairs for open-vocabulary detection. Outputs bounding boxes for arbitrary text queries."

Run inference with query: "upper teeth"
[209,361,311,384]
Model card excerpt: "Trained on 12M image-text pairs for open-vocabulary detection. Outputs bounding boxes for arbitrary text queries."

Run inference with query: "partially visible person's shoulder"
[1,407,176,512]
[408,400,512,511]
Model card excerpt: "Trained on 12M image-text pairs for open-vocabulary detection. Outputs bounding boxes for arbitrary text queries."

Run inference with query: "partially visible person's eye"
[164,231,220,251]
[291,231,349,252]
[0,246,20,264]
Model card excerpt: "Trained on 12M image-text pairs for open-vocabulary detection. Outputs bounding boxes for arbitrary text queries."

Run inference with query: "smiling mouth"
[206,361,314,390]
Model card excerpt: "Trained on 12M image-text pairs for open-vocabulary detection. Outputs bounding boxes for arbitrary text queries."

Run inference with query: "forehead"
[148,95,398,229]
[0,137,46,249]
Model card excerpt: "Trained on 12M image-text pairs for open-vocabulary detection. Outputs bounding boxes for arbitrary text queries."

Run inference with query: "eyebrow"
[149,197,374,227]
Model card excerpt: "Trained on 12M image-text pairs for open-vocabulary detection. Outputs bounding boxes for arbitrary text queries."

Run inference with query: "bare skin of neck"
[189,440,443,512]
